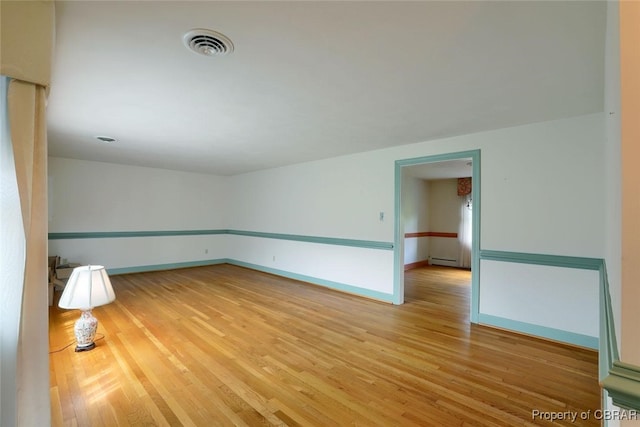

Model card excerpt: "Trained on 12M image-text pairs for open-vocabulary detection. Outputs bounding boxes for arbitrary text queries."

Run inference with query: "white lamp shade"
[58,265,116,310]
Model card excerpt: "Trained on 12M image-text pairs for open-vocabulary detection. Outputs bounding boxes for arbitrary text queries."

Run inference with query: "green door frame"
[393,149,480,323]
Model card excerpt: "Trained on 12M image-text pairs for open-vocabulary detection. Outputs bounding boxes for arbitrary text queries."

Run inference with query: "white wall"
[51,114,605,261]
[604,0,621,351]
[402,174,429,264]
[478,121,604,257]
[428,179,459,234]
[427,179,461,265]
[479,261,600,338]
[395,114,604,339]
[48,112,606,340]
[387,115,605,258]
[51,235,228,271]
[226,235,394,295]
[48,158,228,269]
[226,154,393,241]
[226,113,605,322]
[49,157,227,232]
[225,151,395,295]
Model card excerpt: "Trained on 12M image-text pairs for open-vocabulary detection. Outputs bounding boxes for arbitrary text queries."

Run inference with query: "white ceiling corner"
[47,1,607,176]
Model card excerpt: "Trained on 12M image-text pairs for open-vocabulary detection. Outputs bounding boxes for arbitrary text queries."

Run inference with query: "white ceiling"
[47,1,606,176]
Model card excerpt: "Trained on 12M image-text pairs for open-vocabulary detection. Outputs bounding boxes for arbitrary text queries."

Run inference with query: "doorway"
[393,150,480,323]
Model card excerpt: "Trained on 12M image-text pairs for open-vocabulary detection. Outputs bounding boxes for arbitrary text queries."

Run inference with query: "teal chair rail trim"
[48,229,393,250]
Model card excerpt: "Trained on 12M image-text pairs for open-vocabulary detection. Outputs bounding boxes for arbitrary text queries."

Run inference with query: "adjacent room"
[2,1,639,426]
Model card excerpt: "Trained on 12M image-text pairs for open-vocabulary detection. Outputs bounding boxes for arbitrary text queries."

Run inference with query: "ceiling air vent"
[183,29,234,57]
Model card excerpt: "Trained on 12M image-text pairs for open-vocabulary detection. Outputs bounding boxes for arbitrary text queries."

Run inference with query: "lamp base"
[75,342,96,352]
[74,309,98,352]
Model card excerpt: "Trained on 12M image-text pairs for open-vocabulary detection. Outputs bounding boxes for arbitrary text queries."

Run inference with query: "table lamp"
[58,265,116,352]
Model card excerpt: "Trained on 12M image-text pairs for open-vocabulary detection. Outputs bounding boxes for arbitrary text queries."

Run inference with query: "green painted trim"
[48,229,393,251]
[394,149,481,319]
[602,361,640,410]
[477,253,640,409]
[478,313,598,350]
[479,251,606,354]
[227,260,394,303]
[107,259,227,275]
[470,151,481,323]
[393,159,403,305]
[229,230,393,250]
[600,261,620,381]
[49,229,227,240]
[479,250,603,271]
[395,150,482,168]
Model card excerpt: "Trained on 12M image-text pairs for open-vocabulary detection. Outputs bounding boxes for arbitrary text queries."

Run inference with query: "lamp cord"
[48,333,105,354]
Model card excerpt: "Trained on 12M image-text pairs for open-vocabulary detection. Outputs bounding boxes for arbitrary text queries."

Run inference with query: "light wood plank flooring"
[49,265,600,426]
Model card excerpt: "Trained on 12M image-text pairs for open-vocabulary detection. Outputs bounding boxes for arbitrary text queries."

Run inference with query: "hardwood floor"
[49,265,600,426]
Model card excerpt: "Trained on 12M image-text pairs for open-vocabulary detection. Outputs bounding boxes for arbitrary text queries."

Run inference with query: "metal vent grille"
[183,29,234,56]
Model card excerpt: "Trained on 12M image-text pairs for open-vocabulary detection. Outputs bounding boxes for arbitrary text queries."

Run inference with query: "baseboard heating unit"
[429,257,458,267]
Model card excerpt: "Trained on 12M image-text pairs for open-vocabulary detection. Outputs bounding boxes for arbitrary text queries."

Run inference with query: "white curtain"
[458,195,472,269]
[0,75,25,427]
[0,2,54,425]
[0,77,50,427]
[11,79,50,427]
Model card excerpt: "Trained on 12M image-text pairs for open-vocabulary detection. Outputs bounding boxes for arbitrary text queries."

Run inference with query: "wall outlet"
[379,211,385,221]
[204,249,208,254]
[273,255,276,262]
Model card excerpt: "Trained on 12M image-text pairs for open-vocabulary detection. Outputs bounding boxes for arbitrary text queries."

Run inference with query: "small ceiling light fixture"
[95,136,116,143]
[183,28,234,56]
